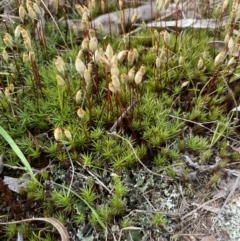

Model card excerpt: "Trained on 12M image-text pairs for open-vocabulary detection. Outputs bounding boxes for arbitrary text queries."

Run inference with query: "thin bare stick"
[76,161,112,194]
[169,115,240,143]
[124,209,181,218]
[40,0,67,47]
[109,99,137,132]
[107,131,167,178]
[1,155,39,172]
[63,143,75,197]
[181,196,221,220]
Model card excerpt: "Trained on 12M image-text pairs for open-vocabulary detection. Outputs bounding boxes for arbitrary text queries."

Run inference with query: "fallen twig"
[76,161,112,194]
[181,196,221,220]
[109,99,137,133]
[107,131,168,179]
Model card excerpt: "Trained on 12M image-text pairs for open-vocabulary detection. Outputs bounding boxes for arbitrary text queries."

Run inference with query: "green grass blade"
[54,183,106,230]
[0,126,38,183]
